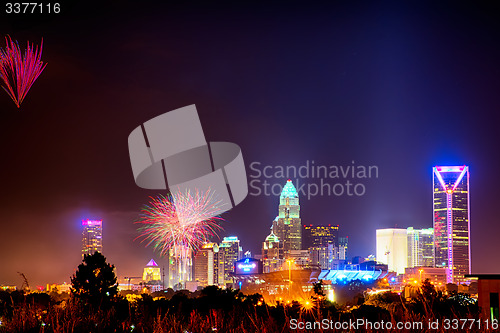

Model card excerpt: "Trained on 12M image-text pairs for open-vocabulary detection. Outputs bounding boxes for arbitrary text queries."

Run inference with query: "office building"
[82,219,102,259]
[194,243,216,287]
[407,227,434,268]
[219,236,242,284]
[404,267,447,287]
[262,230,284,260]
[168,245,193,289]
[272,180,302,254]
[433,165,470,284]
[337,236,348,260]
[143,259,161,282]
[303,224,339,269]
[213,244,225,286]
[309,247,330,269]
[303,225,339,249]
[288,249,310,267]
[376,228,408,275]
[262,230,285,273]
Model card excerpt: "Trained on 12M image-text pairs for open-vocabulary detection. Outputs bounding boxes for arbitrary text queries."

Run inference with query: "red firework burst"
[0,36,47,108]
[136,189,226,256]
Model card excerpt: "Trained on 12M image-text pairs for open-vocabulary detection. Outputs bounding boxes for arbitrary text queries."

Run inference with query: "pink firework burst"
[0,36,47,108]
[136,189,226,256]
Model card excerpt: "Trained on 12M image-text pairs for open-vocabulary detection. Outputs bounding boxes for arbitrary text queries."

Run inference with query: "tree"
[313,280,325,297]
[70,252,118,307]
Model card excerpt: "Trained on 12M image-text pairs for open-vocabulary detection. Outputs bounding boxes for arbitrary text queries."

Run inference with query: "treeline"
[0,252,485,333]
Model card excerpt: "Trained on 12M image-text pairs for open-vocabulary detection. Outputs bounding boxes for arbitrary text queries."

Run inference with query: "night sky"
[1,1,500,287]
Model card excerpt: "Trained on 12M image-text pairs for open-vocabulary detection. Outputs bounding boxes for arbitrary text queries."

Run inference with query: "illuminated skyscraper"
[168,245,192,289]
[262,230,285,273]
[81,219,102,259]
[303,225,339,248]
[213,244,225,286]
[194,243,216,287]
[337,236,348,260]
[407,227,434,268]
[376,228,408,275]
[143,259,161,282]
[433,165,470,284]
[303,225,339,269]
[272,180,302,254]
[262,231,284,260]
[219,236,242,284]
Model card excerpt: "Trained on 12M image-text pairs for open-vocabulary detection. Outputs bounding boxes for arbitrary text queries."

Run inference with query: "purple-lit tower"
[433,166,470,284]
[82,219,102,259]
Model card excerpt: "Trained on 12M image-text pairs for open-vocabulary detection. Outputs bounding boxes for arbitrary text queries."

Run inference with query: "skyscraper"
[213,244,225,286]
[143,259,161,282]
[337,236,348,260]
[168,245,193,289]
[272,180,302,254]
[407,227,434,268]
[194,243,216,287]
[376,228,408,275]
[218,236,242,284]
[303,225,339,269]
[262,230,285,273]
[81,219,102,259]
[262,231,284,260]
[433,165,470,284]
[303,225,339,248]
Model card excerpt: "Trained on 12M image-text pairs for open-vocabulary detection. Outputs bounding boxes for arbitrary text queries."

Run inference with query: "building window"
[490,292,499,321]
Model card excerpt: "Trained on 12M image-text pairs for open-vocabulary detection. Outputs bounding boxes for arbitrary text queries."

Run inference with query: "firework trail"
[136,189,226,256]
[0,36,47,108]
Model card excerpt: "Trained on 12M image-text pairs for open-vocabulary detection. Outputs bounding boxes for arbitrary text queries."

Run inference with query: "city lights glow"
[327,289,335,302]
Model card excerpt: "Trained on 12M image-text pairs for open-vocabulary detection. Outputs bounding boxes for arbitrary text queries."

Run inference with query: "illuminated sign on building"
[234,258,262,275]
[238,260,256,272]
[82,219,102,227]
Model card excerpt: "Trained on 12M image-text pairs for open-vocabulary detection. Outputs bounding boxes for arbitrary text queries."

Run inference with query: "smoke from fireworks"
[0,36,47,108]
[136,189,226,256]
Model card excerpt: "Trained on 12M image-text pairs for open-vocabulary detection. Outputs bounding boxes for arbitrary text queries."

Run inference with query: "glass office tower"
[433,166,470,284]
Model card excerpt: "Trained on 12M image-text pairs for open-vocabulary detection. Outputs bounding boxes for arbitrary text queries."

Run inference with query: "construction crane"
[124,277,141,290]
[17,272,30,292]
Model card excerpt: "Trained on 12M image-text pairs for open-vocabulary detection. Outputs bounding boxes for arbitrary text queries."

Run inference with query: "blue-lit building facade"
[433,165,470,284]
[318,268,388,285]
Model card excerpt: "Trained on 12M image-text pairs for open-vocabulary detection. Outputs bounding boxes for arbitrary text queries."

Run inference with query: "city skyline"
[1,173,473,287]
[2,2,500,287]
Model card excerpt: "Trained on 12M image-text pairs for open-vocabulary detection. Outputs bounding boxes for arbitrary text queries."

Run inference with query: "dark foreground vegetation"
[0,283,488,333]
[0,253,487,332]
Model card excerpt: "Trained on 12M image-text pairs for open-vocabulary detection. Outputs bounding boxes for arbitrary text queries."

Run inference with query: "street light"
[286,259,294,297]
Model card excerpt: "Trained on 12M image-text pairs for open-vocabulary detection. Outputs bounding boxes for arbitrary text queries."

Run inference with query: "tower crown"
[146,259,158,267]
[280,180,298,199]
[433,165,468,192]
[265,231,280,243]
